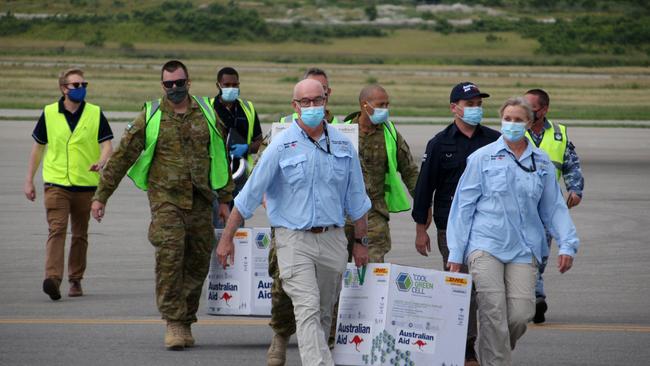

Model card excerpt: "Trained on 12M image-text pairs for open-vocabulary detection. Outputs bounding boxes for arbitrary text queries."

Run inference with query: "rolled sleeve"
[539,161,580,258]
[446,155,482,264]
[345,150,371,221]
[234,141,279,219]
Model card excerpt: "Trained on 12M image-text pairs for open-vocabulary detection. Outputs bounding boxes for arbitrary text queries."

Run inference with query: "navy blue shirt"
[412,122,500,230]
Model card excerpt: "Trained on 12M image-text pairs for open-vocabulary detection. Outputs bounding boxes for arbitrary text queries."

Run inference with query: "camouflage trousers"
[268,212,390,337]
[148,196,214,324]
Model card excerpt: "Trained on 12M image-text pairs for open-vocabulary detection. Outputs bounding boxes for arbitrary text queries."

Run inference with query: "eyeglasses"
[162,79,187,88]
[293,96,325,108]
[64,82,88,89]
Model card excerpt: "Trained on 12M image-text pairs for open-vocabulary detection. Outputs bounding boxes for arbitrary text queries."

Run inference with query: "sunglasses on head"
[65,82,88,89]
[162,79,187,88]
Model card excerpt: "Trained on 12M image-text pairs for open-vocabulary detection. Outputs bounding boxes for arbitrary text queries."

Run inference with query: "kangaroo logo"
[414,340,427,350]
[220,292,233,306]
[349,335,364,352]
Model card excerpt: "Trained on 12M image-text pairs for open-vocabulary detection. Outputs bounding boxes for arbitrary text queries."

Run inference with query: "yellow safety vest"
[343,117,411,213]
[127,96,229,191]
[42,102,101,186]
[211,97,256,174]
[525,121,567,180]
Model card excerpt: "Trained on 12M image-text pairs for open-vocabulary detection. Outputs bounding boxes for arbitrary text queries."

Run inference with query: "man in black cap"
[411,81,500,366]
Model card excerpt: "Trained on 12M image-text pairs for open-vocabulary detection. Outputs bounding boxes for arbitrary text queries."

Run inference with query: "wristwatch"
[354,236,369,247]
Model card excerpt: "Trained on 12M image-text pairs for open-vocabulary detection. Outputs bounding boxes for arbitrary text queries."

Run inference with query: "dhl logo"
[235,231,248,238]
[373,267,389,276]
[445,276,468,286]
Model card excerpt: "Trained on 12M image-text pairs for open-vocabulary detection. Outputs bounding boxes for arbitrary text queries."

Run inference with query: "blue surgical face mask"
[300,106,325,127]
[460,106,483,125]
[67,87,86,103]
[220,87,239,102]
[501,120,527,142]
[368,105,389,125]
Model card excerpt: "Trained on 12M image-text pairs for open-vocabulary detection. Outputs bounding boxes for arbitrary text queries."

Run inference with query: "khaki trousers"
[275,227,348,366]
[468,250,537,366]
[43,186,94,281]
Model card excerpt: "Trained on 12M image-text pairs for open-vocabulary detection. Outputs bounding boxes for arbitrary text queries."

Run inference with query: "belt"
[307,226,330,234]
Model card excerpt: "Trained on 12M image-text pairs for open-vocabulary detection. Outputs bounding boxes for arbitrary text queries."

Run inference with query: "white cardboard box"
[206,228,273,316]
[333,263,472,366]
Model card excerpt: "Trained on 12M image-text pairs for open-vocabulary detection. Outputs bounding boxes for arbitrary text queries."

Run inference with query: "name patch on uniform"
[490,154,505,160]
[332,140,351,152]
[282,140,298,149]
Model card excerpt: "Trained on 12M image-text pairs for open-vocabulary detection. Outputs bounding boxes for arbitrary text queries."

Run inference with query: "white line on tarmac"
[1,318,649,333]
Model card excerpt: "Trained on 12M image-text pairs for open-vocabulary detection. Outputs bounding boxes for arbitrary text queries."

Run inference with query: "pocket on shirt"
[279,154,307,186]
[483,167,508,193]
[328,149,352,184]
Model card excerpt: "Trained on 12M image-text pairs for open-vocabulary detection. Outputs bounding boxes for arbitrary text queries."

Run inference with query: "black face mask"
[166,85,188,104]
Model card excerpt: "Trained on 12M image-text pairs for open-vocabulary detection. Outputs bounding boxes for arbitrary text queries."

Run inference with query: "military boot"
[266,333,289,366]
[165,321,185,350]
[181,323,195,347]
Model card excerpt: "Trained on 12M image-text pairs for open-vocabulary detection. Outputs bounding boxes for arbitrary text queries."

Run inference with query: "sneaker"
[267,333,289,366]
[181,323,195,347]
[533,298,548,324]
[165,321,185,350]
[68,280,83,297]
[42,278,61,301]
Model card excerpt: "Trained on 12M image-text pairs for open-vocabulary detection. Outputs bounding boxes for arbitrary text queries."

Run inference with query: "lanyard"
[506,150,536,173]
[305,121,331,154]
[357,265,367,286]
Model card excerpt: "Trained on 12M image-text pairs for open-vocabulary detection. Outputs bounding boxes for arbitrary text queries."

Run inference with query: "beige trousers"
[468,250,537,366]
[275,227,348,366]
[43,186,94,281]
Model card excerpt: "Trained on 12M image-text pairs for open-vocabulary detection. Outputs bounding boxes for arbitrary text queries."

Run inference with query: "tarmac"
[1,121,649,366]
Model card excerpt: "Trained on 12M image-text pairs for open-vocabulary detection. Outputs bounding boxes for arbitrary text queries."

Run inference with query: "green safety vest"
[42,101,101,186]
[279,112,341,124]
[127,96,229,191]
[525,120,567,180]
[211,97,257,174]
[343,118,411,213]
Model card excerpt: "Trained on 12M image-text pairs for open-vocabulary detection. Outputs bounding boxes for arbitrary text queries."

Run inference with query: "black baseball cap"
[450,82,490,103]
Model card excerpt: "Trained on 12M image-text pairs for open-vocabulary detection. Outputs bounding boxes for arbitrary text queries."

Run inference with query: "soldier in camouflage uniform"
[91,60,234,350]
[525,89,584,324]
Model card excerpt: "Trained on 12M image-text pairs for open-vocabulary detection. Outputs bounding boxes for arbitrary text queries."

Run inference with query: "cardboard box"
[333,263,472,366]
[206,228,273,316]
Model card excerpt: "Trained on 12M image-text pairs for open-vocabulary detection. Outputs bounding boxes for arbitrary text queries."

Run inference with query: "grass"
[0,54,649,122]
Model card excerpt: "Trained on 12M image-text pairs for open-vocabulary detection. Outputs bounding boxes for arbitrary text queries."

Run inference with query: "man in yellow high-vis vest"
[525,89,584,324]
[90,60,234,350]
[211,66,263,227]
[24,68,113,301]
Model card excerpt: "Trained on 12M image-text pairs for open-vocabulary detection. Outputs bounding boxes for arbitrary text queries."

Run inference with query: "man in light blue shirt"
[446,97,579,366]
[217,79,371,366]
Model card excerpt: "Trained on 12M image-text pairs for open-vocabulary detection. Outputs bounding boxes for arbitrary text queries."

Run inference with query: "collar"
[58,97,85,115]
[161,94,200,113]
[450,121,484,138]
[293,120,327,142]
[495,136,533,160]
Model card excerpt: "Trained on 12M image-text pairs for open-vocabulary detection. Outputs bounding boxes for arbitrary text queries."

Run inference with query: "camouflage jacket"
[93,95,234,209]
[529,119,584,197]
[346,112,420,220]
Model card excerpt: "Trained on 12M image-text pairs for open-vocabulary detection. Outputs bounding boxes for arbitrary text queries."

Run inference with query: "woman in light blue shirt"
[446,97,579,366]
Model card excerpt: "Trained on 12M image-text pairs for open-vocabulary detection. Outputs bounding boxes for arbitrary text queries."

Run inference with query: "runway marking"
[0,318,268,326]
[530,323,650,333]
[1,318,649,333]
